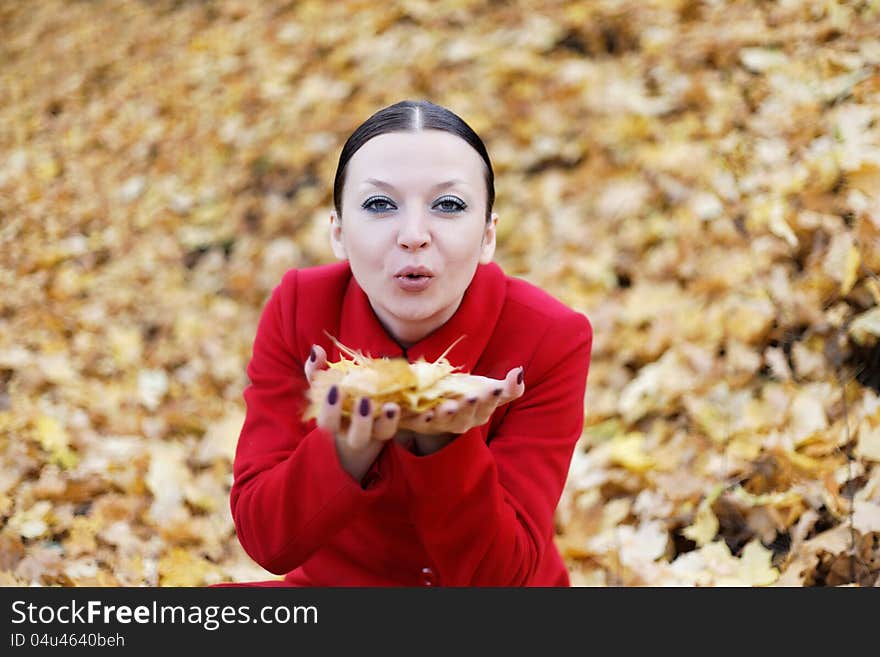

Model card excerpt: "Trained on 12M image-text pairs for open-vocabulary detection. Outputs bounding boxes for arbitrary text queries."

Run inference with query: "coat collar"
[336,261,507,373]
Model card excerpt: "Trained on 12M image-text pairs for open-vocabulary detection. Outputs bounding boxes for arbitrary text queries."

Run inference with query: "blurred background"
[1,0,879,586]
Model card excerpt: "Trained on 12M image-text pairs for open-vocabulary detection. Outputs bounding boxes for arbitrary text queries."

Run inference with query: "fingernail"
[446,408,456,415]
[425,413,433,423]
[309,347,316,362]
[516,368,523,385]
[468,397,477,405]
[359,397,370,417]
[328,385,338,405]
[493,388,502,396]
[385,408,396,419]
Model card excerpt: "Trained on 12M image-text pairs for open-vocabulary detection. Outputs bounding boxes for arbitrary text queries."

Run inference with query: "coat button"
[421,567,436,586]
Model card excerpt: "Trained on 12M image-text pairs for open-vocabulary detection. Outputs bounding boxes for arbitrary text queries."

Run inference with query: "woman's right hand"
[305,345,401,485]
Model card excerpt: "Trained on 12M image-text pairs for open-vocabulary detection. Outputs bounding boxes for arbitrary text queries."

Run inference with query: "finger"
[497,366,525,405]
[346,396,373,450]
[317,384,343,435]
[514,366,525,397]
[372,403,400,441]
[432,399,461,434]
[472,388,500,426]
[448,394,479,433]
[304,344,328,383]
[437,399,460,421]
[410,408,437,435]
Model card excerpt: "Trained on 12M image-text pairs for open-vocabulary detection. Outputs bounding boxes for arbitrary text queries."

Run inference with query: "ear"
[329,210,347,260]
[479,212,497,264]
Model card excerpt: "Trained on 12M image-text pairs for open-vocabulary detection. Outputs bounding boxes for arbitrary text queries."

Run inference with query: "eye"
[434,195,467,213]
[362,195,396,213]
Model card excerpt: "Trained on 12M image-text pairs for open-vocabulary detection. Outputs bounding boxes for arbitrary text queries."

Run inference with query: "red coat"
[228,260,593,586]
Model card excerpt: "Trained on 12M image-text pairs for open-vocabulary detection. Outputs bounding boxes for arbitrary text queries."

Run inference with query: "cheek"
[346,227,390,261]
[441,225,486,262]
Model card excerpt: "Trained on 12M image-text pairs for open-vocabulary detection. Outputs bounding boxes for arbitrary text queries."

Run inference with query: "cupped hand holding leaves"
[304,341,525,474]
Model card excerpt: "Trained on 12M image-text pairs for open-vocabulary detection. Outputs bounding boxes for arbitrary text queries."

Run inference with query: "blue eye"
[434,196,467,213]
[362,196,396,212]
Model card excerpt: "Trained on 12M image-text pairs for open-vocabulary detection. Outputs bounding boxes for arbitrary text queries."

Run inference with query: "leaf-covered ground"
[1,0,879,586]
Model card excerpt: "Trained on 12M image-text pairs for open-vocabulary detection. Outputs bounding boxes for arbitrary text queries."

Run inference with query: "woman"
[221,100,593,587]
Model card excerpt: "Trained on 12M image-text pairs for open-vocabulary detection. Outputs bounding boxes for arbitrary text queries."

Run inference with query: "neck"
[370,294,464,349]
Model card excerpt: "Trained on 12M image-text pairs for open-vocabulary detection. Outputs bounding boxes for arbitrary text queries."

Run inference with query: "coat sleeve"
[392,311,593,586]
[229,271,386,575]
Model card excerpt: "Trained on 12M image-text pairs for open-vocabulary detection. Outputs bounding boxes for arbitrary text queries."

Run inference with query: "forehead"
[346,130,484,189]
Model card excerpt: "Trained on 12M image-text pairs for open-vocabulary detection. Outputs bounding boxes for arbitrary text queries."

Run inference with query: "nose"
[397,210,431,251]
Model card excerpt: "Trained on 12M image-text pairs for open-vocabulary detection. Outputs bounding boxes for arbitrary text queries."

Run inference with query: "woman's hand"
[305,345,401,485]
[403,366,525,456]
[306,343,525,461]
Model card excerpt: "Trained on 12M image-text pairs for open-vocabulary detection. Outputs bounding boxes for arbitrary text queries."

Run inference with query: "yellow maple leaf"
[855,419,880,461]
[855,210,880,271]
[7,500,53,540]
[32,416,78,469]
[158,548,211,587]
[608,433,655,473]
[852,500,880,534]
[683,484,723,547]
[731,486,803,508]
[737,539,780,586]
[823,232,861,296]
[849,307,880,347]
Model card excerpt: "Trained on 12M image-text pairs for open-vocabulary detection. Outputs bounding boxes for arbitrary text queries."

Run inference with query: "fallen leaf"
[853,500,880,534]
[683,484,723,547]
[608,433,655,473]
[855,419,880,462]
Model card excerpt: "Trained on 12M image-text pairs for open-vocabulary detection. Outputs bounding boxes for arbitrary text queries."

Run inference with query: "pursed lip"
[394,265,435,278]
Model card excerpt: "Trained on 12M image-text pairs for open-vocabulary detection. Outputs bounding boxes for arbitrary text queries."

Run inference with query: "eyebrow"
[361,178,469,191]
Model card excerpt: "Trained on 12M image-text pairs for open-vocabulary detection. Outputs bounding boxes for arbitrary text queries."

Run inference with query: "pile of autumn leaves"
[1,0,879,586]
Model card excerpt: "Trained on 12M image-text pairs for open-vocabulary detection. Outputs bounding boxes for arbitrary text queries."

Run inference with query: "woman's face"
[330,129,497,347]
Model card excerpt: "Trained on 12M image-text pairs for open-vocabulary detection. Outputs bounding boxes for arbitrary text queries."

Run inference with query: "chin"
[390,306,438,323]
[387,298,445,323]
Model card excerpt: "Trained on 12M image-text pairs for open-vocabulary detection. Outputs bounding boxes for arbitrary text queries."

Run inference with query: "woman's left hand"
[399,365,525,456]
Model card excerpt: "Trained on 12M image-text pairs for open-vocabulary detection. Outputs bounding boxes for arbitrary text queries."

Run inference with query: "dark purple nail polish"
[493,388,502,396]
[327,385,338,405]
[385,408,396,419]
[425,413,433,423]
[359,397,370,417]
[516,368,523,385]
[468,397,477,405]
[309,347,316,362]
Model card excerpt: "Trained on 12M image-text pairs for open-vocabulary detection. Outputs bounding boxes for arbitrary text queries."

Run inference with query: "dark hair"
[332,100,495,223]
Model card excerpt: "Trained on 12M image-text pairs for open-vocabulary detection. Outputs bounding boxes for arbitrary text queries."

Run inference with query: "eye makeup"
[360,194,468,213]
